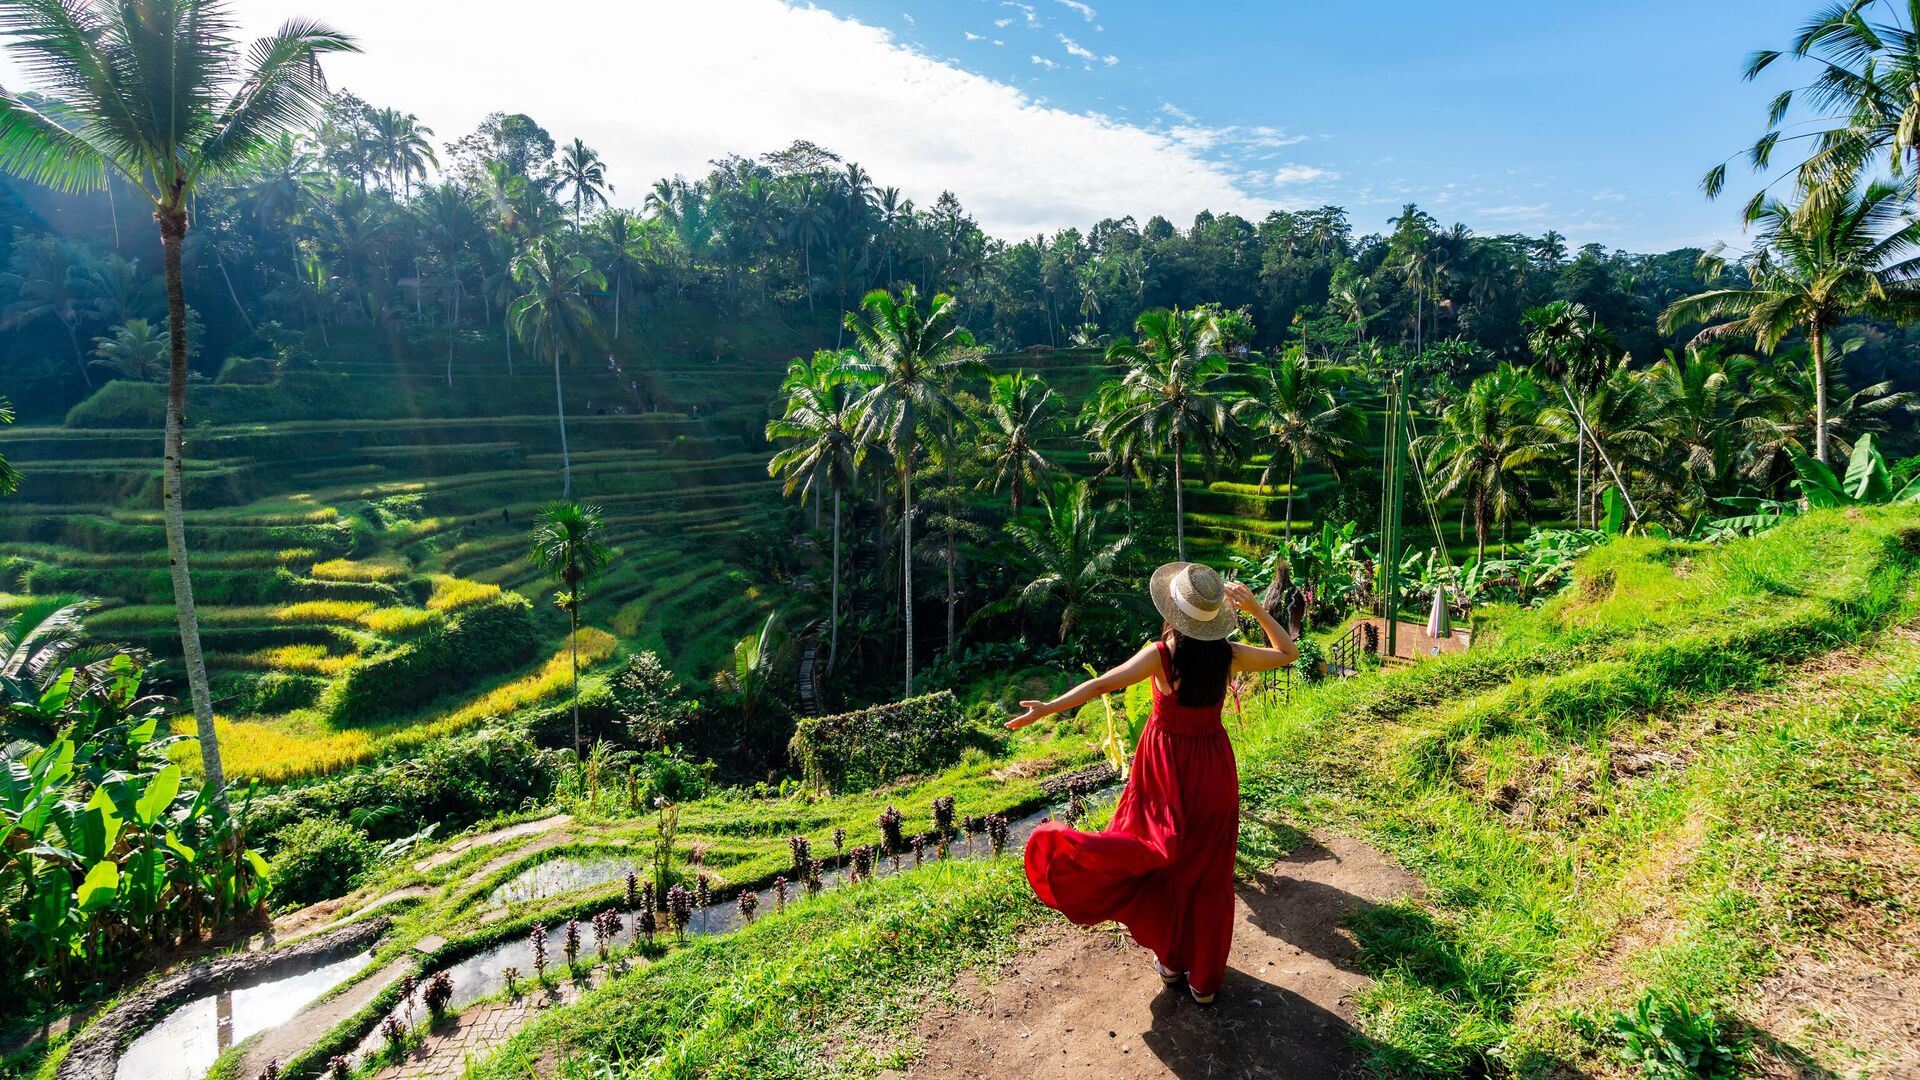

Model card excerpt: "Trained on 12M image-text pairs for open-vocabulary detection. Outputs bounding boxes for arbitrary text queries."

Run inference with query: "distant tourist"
[502,508,510,526]
[1007,563,1298,1006]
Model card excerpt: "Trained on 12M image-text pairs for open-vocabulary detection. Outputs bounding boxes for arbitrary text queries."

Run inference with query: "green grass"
[1229,506,1920,1076]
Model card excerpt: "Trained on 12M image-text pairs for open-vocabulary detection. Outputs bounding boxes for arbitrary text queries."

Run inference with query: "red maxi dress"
[1024,641,1239,997]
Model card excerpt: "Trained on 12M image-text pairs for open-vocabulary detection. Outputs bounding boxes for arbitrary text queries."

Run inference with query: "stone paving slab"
[415,816,571,873]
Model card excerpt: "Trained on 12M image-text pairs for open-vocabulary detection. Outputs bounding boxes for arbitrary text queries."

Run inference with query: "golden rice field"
[172,628,620,783]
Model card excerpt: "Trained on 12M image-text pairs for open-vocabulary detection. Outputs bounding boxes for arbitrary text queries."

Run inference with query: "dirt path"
[885,833,1417,1080]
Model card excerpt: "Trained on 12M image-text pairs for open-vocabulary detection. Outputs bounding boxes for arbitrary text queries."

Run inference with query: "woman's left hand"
[1005,700,1050,729]
[1224,580,1261,614]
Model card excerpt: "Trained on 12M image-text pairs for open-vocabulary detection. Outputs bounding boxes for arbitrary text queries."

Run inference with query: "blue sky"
[0,0,1821,253]
[812,0,1811,250]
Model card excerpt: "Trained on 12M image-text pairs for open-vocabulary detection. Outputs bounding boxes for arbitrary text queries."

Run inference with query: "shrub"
[323,595,539,724]
[633,748,714,804]
[609,651,696,747]
[1294,637,1327,684]
[789,690,970,792]
[268,817,376,906]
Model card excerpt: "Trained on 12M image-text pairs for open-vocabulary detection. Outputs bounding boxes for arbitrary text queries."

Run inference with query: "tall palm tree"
[1661,181,1920,464]
[844,286,984,696]
[510,238,605,497]
[977,371,1058,515]
[999,480,1133,643]
[1231,350,1362,538]
[1102,307,1238,560]
[1419,365,1552,564]
[0,0,355,794]
[415,183,479,386]
[370,107,434,197]
[1524,300,1641,522]
[558,138,610,233]
[1639,347,1779,508]
[530,501,610,757]
[592,209,648,339]
[767,352,861,670]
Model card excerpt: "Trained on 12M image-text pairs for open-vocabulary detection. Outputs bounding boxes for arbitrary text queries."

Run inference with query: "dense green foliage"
[0,656,267,1002]
[788,690,973,792]
[322,594,538,724]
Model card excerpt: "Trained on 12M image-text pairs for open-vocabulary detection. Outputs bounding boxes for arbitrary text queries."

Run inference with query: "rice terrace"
[2,1,1919,1078]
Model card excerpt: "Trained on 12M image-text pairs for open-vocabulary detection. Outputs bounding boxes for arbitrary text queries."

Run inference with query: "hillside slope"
[420,506,1919,1078]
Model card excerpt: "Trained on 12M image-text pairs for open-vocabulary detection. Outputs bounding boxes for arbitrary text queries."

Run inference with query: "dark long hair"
[1160,624,1232,707]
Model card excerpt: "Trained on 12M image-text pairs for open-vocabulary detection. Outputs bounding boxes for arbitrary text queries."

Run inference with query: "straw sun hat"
[1149,561,1238,641]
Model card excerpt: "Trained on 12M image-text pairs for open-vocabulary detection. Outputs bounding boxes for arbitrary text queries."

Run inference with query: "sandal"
[1153,960,1184,986]
[1189,987,1217,1006]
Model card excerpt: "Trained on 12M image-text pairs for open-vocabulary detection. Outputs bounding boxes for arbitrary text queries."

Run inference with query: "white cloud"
[1057,0,1096,19]
[1059,34,1096,62]
[1273,164,1340,185]
[30,0,1282,238]
[994,17,1012,27]
[1593,189,1627,202]
[964,31,985,41]
[1477,202,1553,220]
[902,12,913,25]
[1102,53,1119,65]
[1030,54,1058,69]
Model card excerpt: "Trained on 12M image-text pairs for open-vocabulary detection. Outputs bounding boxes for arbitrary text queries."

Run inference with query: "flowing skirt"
[1024,718,1239,996]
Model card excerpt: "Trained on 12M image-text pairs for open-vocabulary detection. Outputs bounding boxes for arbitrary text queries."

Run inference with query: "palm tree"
[0,595,92,703]
[0,0,355,795]
[1709,1,1920,211]
[1419,365,1552,564]
[977,371,1059,515]
[999,480,1133,643]
[767,352,861,670]
[730,612,782,736]
[844,286,984,695]
[1102,307,1238,560]
[370,107,435,197]
[1639,347,1780,508]
[1,237,98,388]
[90,318,169,381]
[558,138,610,233]
[510,238,605,497]
[1524,301,1641,522]
[1231,350,1362,538]
[1661,181,1920,464]
[415,183,479,386]
[0,395,18,498]
[592,209,648,339]
[530,501,611,756]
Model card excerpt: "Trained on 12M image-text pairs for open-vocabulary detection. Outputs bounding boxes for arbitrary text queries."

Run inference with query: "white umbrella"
[1426,585,1452,640]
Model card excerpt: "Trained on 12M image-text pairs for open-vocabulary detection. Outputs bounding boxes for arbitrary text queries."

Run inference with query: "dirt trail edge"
[885,833,1417,1080]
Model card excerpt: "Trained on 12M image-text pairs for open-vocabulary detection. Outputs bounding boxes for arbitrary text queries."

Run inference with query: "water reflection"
[488,855,635,906]
[114,950,374,1080]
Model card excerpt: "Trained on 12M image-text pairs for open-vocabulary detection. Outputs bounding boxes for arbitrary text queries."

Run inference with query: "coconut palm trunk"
[829,485,842,671]
[1558,383,1637,521]
[1173,429,1187,561]
[1809,317,1829,464]
[901,450,914,696]
[1284,455,1297,540]
[160,206,224,797]
[569,599,581,755]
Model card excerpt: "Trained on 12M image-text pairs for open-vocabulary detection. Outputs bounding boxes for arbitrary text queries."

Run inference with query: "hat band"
[1171,582,1221,623]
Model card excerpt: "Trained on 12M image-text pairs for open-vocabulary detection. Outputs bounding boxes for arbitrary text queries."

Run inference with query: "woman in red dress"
[1006,562,1298,1004]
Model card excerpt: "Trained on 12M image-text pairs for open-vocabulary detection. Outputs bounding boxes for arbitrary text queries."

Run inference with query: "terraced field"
[0,342,1490,785]
[0,347,792,784]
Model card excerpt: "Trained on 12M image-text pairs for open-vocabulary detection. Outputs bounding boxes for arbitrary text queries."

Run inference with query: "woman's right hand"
[1005,700,1050,729]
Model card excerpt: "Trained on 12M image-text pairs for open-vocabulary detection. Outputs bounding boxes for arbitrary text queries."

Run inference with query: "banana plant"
[1790,434,1920,508]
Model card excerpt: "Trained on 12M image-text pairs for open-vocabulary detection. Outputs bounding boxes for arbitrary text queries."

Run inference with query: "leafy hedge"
[789,690,970,792]
[322,594,539,724]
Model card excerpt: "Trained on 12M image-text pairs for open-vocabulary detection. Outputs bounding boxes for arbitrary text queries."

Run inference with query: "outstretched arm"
[1224,581,1299,673]
[1005,644,1160,729]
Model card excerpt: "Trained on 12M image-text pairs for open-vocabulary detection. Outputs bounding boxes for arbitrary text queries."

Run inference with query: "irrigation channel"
[114,951,377,1080]
[111,786,1118,1080]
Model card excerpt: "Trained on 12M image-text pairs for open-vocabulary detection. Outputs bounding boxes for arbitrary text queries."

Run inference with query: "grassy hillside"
[430,507,1916,1077]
